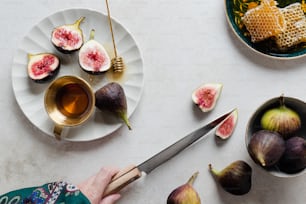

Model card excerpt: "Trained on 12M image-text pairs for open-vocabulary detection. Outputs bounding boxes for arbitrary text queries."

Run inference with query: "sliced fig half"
[27,53,60,83]
[51,17,85,53]
[79,29,111,74]
[192,83,223,112]
[215,108,238,139]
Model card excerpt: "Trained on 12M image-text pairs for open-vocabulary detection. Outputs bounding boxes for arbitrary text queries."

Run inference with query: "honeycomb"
[242,0,286,43]
[275,3,306,50]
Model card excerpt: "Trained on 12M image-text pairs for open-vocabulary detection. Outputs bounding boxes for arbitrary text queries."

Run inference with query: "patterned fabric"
[0,181,90,204]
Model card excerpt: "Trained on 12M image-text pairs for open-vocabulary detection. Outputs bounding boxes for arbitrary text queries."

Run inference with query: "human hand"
[78,167,121,204]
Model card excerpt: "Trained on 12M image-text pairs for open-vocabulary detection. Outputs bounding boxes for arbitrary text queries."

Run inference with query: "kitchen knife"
[103,109,234,197]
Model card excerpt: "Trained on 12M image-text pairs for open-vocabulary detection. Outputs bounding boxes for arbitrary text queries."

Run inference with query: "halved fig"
[215,108,238,139]
[79,29,111,74]
[27,53,60,83]
[51,17,85,53]
[192,83,223,112]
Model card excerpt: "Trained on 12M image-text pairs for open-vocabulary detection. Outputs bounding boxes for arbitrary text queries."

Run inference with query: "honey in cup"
[57,84,90,117]
[44,76,95,139]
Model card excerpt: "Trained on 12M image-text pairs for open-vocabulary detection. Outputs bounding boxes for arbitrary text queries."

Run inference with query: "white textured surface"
[0,0,305,203]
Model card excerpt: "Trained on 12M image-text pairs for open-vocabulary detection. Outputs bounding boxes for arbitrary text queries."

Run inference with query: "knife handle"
[103,165,142,197]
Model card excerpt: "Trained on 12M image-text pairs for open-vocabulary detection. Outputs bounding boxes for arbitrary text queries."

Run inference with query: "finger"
[78,167,121,204]
[100,194,121,204]
[93,167,120,192]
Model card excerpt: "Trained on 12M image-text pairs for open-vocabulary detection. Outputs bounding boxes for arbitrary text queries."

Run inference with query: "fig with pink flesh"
[192,83,222,112]
[51,17,85,53]
[27,53,60,83]
[215,108,238,139]
[79,29,111,74]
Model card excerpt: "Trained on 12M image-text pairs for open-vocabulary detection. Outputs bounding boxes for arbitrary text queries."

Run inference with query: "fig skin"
[95,82,131,130]
[167,172,201,204]
[191,83,223,112]
[51,17,85,53]
[279,136,306,174]
[209,160,252,196]
[248,130,285,167]
[261,96,301,138]
[27,53,60,83]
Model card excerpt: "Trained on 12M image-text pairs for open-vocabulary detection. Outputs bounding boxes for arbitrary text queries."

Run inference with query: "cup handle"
[54,124,63,140]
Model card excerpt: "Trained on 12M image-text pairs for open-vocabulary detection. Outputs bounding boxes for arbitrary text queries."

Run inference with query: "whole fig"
[95,82,131,130]
[248,130,285,167]
[167,172,201,204]
[279,136,306,174]
[209,160,252,195]
[261,96,301,138]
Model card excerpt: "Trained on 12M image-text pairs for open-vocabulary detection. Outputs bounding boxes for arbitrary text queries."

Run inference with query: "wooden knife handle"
[103,165,142,197]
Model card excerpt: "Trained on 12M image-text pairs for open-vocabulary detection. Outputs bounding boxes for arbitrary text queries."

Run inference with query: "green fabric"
[0,181,90,204]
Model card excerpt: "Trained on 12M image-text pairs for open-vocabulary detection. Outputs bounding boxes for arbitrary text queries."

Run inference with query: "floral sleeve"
[0,181,90,204]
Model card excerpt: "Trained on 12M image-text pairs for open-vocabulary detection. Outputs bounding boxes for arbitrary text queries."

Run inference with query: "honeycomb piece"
[275,3,306,50]
[242,0,286,43]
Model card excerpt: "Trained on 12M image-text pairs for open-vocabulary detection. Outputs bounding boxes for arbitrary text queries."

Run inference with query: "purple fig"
[279,136,306,174]
[95,82,131,130]
[209,160,252,195]
[248,130,285,167]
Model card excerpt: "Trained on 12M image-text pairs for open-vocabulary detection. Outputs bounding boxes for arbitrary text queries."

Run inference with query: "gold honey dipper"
[105,0,125,72]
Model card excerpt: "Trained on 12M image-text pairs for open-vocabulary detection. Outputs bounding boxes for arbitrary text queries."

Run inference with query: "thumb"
[100,194,121,204]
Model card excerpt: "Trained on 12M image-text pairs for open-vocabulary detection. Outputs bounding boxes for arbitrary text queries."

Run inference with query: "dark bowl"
[246,96,306,177]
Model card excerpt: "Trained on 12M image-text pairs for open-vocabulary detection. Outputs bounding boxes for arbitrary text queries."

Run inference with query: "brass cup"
[44,75,95,139]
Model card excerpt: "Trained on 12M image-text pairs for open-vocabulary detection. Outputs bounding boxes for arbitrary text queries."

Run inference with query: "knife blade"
[103,109,234,197]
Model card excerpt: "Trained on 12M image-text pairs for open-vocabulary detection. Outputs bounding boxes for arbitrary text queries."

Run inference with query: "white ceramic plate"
[11,8,144,141]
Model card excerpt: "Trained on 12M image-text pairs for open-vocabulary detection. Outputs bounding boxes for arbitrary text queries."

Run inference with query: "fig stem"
[208,164,212,169]
[279,94,285,106]
[121,113,132,130]
[208,164,219,177]
[89,29,96,40]
[187,171,199,186]
[74,16,85,28]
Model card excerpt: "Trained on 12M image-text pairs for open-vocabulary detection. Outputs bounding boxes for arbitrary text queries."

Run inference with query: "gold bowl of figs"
[246,95,306,177]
